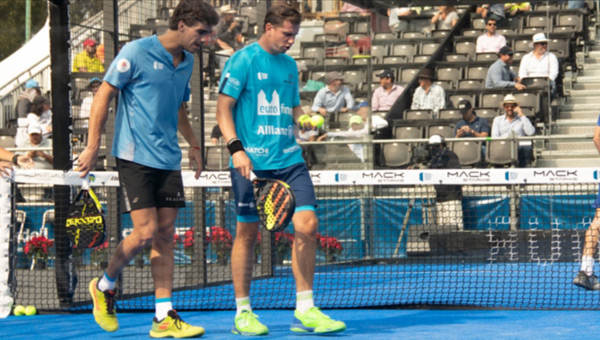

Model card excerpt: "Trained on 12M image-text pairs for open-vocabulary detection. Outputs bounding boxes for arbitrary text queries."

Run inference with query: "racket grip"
[81,176,90,190]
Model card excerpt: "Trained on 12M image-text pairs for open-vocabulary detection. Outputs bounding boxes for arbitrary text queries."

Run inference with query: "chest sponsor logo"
[153,61,164,70]
[257,125,294,138]
[257,90,292,116]
[258,72,269,80]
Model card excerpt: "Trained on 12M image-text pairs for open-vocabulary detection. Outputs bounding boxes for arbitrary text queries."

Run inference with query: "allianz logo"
[257,125,294,138]
[257,90,293,116]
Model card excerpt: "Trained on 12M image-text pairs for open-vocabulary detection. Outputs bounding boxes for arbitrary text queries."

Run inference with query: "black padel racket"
[253,178,296,232]
[66,181,106,249]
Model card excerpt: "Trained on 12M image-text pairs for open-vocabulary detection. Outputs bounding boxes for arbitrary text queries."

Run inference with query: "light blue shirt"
[104,35,193,170]
[491,114,536,144]
[311,85,355,113]
[219,42,304,170]
[485,58,518,88]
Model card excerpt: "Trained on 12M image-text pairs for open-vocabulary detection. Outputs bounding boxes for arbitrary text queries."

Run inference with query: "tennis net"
[4,168,600,311]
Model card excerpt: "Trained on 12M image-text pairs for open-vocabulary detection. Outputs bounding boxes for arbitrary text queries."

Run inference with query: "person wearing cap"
[79,77,103,128]
[21,123,53,169]
[485,45,526,90]
[372,69,404,112]
[518,33,559,97]
[454,99,490,139]
[476,17,506,53]
[214,5,242,55]
[14,79,42,124]
[411,68,446,116]
[72,38,105,73]
[311,71,355,116]
[491,94,536,167]
[31,95,52,138]
[317,114,368,162]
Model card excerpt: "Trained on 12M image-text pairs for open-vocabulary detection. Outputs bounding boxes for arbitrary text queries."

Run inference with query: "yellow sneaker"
[150,310,205,338]
[89,277,118,332]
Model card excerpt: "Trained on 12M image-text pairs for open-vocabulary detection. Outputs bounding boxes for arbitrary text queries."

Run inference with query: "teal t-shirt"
[219,43,304,170]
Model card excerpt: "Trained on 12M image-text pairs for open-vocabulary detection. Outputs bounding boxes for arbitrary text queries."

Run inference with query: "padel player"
[216,3,345,336]
[77,0,218,337]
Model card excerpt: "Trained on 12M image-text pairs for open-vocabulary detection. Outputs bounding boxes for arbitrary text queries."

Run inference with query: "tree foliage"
[0,0,48,62]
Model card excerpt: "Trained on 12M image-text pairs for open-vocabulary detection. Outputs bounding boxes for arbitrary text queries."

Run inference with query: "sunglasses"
[503,104,517,108]
[535,42,548,46]
[487,23,497,26]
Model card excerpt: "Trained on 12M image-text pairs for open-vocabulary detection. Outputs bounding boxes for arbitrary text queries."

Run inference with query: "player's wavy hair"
[263,3,301,30]
[169,0,219,30]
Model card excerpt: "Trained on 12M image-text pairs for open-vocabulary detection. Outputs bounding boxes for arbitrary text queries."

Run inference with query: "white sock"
[581,255,595,276]
[236,297,252,316]
[296,290,314,314]
[155,298,173,321]
[97,272,116,291]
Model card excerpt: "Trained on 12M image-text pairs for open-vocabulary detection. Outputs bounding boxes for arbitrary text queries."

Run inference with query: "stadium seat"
[294,57,317,67]
[382,142,411,168]
[466,66,489,80]
[498,28,518,35]
[455,41,476,60]
[371,45,388,63]
[520,77,549,89]
[239,5,258,25]
[504,16,523,32]
[552,25,577,34]
[427,124,455,138]
[432,30,451,38]
[458,79,484,90]
[404,109,434,121]
[353,58,369,65]
[438,109,462,121]
[536,3,561,10]
[513,92,540,113]
[514,38,531,52]
[400,68,420,83]
[475,53,498,62]
[480,93,505,109]
[549,38,569,58]
[302,46,325,64]
[401,31,425,39]
[314,33,341,42]
[472,18,486,29]
[392,43,417,62]
[374,32,397,40]
[446,54,469,62]
[383,56,408,64]
[354,21,369,34]
[0,136,15,148]
[526,15,552,28]
[310,71,326,82]
[474,107,500,120]
[557,13,584,31]
[452,141,482,167]
[323,58,346,66]
[449,94,476,109]
[486,140,517,167]
[436,67,462,82]
[420,42,440,56]
[205,146,230,171]
[394,125,423,139]
[413,55,430,63]
[434,80,454,91]
[522,27,545,35]
[343,70,366,91]
[462,29,484,37]
[347,33,367,42]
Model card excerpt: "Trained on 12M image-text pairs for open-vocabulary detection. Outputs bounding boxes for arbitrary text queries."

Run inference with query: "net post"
[0,174,14,318]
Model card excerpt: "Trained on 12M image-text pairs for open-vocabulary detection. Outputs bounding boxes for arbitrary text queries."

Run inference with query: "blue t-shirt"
[219,42,304,170]
[104,35,193,170]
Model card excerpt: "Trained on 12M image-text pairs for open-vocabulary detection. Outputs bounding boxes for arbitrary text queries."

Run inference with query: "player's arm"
[216,93,253,179]
[78,82,119,177]
[177,103,202,179]
[593,125,600,156]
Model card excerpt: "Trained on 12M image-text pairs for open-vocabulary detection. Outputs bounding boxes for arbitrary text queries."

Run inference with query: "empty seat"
[420,42,440,56]
[383,55,408,64]
[343,70,366,91]
[294,57,317,67]
[458,79,484,90]
[434,80,454,91]
[413,55,430,63]
[522,27,545,35]
[472,18,486,29]
[347,33,367,42]
[497,28,517,35]
[438,109,462,121]
[480,93,505,109]
[535,3,561,10]
[455,41,476,60]
[382,143,411,168]
[520,77,549,89]
[486,140,517,166]
[449,94,476,109]
[446,54,469,62]
[549,38,569,58]
[392,43,417,62]
[527,15,552,28]
[452,141,482,167]
[314,33,341,42]
[371,45,388,63]
[466,66,489,80]
[399,68,420,83]
[404,109,434,121]
[394,125,423,139]
[474,107,500,120]
[513,38,531,52]
[557,13,583,31]
[310,71,326,82]
[323,58,346,66]
[374,32,397,40]
[302,47,325,64]
[401,31,425,39]
[427,124,455,138]
[354,21,369,33]
[513,92,540,113]
[436,67,462,81]
[552,25,577,34]
[432,30,451,38]
[239,5,258,24]
[462,29,484,37]
[353,58,369,65]
[475,53,498,62]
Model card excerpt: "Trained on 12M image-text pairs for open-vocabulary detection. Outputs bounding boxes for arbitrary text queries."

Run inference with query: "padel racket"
[253,178,296,232]
[66,180,106,249]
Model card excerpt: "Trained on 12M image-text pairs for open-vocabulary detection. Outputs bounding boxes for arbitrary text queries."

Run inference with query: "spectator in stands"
[518,33,559,98]
[565,1,586,9]
[341,2,370,16]
[317,114,368,162]
[21,124,53,170]
[411,68,445,116]
[486,45,527,90]
[573,112,600,291]
[372,69,404,112]
[454,99,490,139]
[311,71,355,117]
[431,6,458,30]
[72,38,105,73]
[79,77,102,128]
[476,18,506,53]
[31,95,52,139]
[505,3,531,16]
[0,147,33,175]
[491,94,536,167]
[477,4,506,23]
[388,7,413,32]
[214,5,242,56]
[210,124,222,145]
[356,103,388,132]
[15,79,41,124]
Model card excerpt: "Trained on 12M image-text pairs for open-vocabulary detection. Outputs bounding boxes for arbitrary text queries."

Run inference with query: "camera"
[410,144,432,169]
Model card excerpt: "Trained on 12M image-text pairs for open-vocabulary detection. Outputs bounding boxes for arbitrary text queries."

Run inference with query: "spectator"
[311,71,354,117]
[477,4,506,23]
[210,124,223,145]
[388,7,413,32]
[564,1,586,9]
[476,18,506,53]
[411,68,445,116]
[21,124,53,170]
[14,79,41,123]
[72,38,105,73]
[454,100,490,138]
[431,6,458,30]
[486,45,527,90]
[317,115,368,162]
[214,5,242,56]
[79,77,102,128]
[518,33,559,98]
[505,3,531,16]
[491,94,536,167]
[356,104,388,132]
[31,96,52,138]
[372,69,404,112]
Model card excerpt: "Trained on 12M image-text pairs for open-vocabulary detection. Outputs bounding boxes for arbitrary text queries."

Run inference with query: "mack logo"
[447,171,490,178]
[533,170,578,177]
[310,173,321,180]
[362,172,404,179]
[199,173,230,180]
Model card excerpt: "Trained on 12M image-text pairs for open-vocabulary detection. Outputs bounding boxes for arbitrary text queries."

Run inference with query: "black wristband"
[11,154,18,165]
[227,138,244,155]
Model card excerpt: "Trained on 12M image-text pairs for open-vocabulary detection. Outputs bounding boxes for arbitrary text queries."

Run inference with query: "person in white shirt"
[518,33,559,98]
[317,115,368,162]
[79,77,102,129]
[476,18,506,53]
[21,124,53,170]
[491,94,536,167]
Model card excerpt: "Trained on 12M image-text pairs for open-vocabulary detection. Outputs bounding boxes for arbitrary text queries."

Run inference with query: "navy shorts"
[117,158,185,213]
[230,162,317,222]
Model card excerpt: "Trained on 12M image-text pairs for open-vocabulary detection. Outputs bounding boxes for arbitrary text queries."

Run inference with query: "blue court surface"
[2,309,600,339]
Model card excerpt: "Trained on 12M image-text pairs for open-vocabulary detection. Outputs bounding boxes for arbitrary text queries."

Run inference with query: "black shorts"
[117,158,185,212]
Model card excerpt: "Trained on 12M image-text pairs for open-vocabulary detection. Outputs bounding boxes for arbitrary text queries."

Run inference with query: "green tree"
[0,0,48,62]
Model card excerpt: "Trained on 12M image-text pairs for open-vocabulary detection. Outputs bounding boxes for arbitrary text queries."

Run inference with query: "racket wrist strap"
[11,154,18,165]
[227,138,244,155]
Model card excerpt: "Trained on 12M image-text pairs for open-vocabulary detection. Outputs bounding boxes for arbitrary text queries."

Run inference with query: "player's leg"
[574,207,600,290]
[229,168,268,336]
[279,163,345,334]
